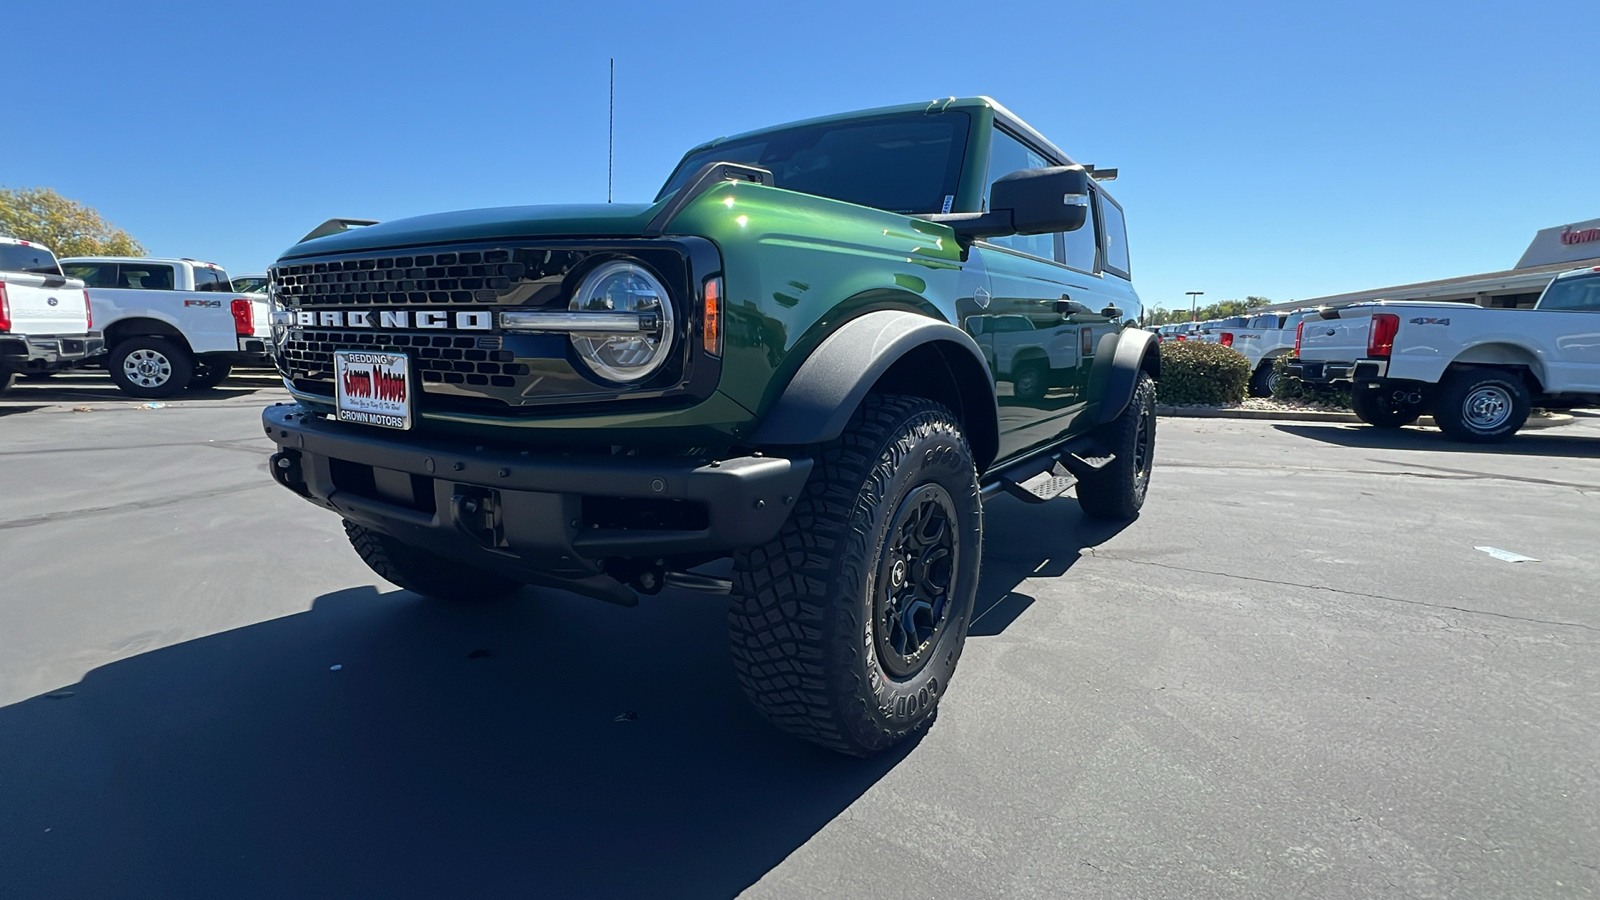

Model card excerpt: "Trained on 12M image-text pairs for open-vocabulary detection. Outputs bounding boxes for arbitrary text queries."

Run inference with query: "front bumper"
[0,332,105,370]
[1287,358,1387,384]
[262,403,811,598]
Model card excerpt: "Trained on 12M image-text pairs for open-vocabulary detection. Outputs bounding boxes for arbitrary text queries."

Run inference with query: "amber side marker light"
[703,276,723,356]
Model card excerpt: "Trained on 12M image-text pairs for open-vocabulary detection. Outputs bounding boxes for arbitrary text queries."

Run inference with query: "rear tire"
[190,360,233,389]
[344,520,523,601]
[0,371,15,395]
[1432,368,1529,443]
[730,394,982,756]
[1076,373,1156,521]
[1351,385,1422,428]
[1248,362,1278,398]
[1013,361,1048,402]
[109,337,193,398]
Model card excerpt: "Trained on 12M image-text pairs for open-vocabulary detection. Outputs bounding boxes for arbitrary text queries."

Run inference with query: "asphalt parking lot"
[2,373,1597,899]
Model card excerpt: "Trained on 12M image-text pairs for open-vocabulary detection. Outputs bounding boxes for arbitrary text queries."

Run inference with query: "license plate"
[334,350,413,430]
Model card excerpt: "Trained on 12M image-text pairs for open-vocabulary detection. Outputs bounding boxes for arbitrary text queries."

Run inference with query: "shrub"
[1271,354,1351,407]
[1156,340,1250,405]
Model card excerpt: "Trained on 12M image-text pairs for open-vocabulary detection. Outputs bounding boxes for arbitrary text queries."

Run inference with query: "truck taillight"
[0,283,9,332]
[1294,321,1304,354]
[83,289,93,330]
[230,298,253,336]
[1219,332,1234,347]
[1368,313,1400,358]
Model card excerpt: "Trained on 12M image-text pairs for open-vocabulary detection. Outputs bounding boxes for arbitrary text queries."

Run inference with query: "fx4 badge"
[1408,317,1450,326]
[185,299,223,308]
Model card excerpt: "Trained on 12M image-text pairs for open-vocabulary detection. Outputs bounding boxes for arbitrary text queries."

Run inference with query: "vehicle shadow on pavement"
[1274,422,1600,458]
[969,495,1130,637]
[0,583,914,900]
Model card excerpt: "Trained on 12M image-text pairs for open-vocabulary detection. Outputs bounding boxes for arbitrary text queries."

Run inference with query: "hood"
[279,201,666,260]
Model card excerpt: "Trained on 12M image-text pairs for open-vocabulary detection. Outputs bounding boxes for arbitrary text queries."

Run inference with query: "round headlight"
[569,260,675,383]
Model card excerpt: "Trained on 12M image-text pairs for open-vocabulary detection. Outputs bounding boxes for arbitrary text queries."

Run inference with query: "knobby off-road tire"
[730,394,983,756]
[1432,368,1530,443]
[1351,385,1422,428]
[109,336,193,398]
[1075,372,1156,521]
[344,520,523,601]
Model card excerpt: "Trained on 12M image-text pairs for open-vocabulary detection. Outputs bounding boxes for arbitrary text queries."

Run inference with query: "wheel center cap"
[890,559,907,588]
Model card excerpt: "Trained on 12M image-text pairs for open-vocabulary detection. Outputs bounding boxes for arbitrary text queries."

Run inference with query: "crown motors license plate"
[333,350,413,430]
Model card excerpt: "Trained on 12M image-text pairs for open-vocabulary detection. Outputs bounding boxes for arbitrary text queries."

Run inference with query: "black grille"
[282,330,526,388]
[273,249,526,306]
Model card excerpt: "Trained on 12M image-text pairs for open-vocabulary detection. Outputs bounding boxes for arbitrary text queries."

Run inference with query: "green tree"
[0,187,144,257]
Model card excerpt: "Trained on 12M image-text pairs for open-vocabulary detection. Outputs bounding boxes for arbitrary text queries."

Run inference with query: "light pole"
[1186,291,1204,323]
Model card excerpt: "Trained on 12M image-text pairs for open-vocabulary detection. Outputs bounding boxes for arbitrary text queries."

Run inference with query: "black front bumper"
[0,332,105,370]
[262,404,811,599]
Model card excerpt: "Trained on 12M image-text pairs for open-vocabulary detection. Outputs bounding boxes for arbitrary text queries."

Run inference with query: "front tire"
[1351,385,1422,428]
[109,337,193,398]
[1249,362,1279,398]
[1076,372,1157,521]
[730,394,982,756]
[344,520,523,601]
[1432,368,1530,443]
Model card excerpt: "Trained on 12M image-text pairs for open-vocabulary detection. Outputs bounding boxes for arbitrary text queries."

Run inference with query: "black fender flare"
[748,310,1000,470]
[1090,328,1160,428]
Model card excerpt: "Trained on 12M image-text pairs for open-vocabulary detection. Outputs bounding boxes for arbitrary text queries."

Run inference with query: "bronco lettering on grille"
[292,310,493,330]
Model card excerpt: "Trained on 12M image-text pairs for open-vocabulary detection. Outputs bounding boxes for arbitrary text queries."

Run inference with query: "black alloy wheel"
[874,484,960,678]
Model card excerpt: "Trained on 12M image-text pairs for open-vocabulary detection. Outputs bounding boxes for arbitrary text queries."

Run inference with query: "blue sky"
[11,0,1597,312]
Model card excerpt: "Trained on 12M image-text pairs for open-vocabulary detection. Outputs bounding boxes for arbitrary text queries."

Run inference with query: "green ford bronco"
[262,97,1158,755]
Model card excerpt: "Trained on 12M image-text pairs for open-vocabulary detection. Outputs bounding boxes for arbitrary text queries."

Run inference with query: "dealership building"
[1265,216,1600,312]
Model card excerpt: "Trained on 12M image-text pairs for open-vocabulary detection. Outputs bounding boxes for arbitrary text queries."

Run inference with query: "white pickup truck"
[59,256,272,397]
[0,238,103,394]
[1290,265,1600,441]
[1207,310,1319,396]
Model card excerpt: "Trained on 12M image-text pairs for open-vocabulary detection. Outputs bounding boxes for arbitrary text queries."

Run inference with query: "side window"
[984,128,1056,261]
[1060,188,1099,273]
[62,263,118,287]
[193,267,227,291]
[118,265,176,290]
[1100,194,1131,278]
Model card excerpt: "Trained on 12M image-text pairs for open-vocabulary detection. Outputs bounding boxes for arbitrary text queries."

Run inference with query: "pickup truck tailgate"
[1,275,90,334]
[1297,310,1371,362]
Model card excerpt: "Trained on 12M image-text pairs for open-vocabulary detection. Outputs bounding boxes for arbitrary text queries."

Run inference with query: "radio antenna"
[608,58,614,203]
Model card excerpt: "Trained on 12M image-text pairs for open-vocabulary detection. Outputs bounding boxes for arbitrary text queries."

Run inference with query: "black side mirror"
[990,166,1091,236]
[918,165,1092,244]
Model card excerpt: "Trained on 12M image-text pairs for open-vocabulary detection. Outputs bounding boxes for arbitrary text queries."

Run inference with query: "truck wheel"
[190,360,233,389]
[1351,386,1422,428]
[730,394,982,756]
[1013,361,1048,401]
[1249,362,1279,398]
[109,337,193,398]
[344,520,523,601]
[1433,369,1529,443]
[1075,372,1156,521]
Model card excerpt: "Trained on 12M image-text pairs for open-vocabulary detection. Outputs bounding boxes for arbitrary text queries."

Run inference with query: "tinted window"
[659,112,970,215]
[192,266,230,292]
[232,276,269,293]
[1061,193,1099,272]
[1100,194,1131,277]
[1218,316,1250,327]
[117,264,175,290]
[984,129,1055,260]
[62,263,118,287]
[0,243,62,275]
[1539,273,1600,311]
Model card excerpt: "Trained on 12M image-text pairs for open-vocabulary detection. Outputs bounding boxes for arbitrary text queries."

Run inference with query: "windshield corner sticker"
[941,195,955,214]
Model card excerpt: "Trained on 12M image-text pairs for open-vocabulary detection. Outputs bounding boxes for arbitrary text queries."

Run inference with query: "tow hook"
[269,450,308,496]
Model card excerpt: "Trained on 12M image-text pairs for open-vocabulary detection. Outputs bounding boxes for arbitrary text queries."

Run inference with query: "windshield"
[0,242,62,275]
[657,112,971,216]
[232,276,269,293]
[1539,273,1600,311]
